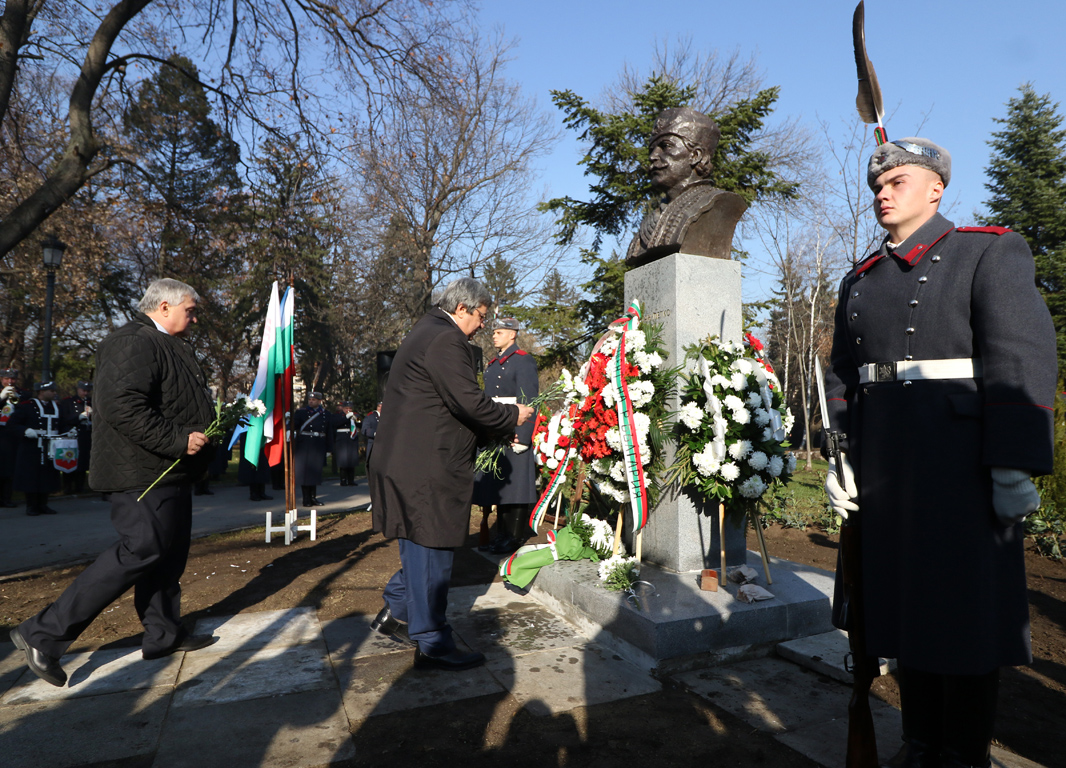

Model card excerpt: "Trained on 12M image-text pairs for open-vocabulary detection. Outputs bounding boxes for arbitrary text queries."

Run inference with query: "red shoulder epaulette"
[957,226,1012,235]
[514,349,527,356]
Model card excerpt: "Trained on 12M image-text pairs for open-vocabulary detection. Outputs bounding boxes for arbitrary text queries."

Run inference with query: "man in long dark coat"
[332,401,360,486]
[11,278,218,687]
[293,391,329,507]
[368,278,533,671]
[473,317,539,554]
[59,381,93,494]
[0,367,30,507]
[823,138,1056,768]
[9,381,76,516]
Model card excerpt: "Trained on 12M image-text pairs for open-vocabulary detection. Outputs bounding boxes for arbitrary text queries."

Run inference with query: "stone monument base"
[526,552,836,673]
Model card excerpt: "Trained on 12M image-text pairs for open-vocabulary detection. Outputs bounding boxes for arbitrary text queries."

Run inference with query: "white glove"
[825,454,859,519]
[24,428,38,438]
[0,385,15,400]
[990,467,1040,526]
[346,411,356,421]
[512,443,529,454]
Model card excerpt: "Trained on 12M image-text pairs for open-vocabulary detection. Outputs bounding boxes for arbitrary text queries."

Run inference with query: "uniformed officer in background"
[361,402,380,469]
[59,381,93,494]
[473,317,539,555]
[333,401,360,486]
[0,368,30,507]
[823,138,1056,768]
[294,391,330,507]
[9,381,76,516]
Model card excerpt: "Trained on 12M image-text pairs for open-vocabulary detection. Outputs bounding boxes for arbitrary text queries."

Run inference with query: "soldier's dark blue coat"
[472,343,539,506]
[9,399,77,493]
[825,212,1057,675]
[293,405,330,485]
[332,411,360,469]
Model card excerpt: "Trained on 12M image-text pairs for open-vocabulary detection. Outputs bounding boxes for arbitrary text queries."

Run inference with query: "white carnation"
[610,461,626,482]
[723,394,745,412]
[768,455,784,477]
[786,453,797,473]
[748,451,769,471]
[602,383,617,408]
[679,402,704,430]
[645,351,663,369]
[720,462,740,481]
[692,445,721,478]
[632,411,651,438]
[733,407,751,425]
[605,427,621,450]
[754,408,771,426]
[746,390,763,408]
[547,457,559,470]
[710,374,731,389]
[625,329,646,352]
[555,448,566,461]
[762,427,774,441]
[728,440,752,460]
[730,372,747,390]
[738,475,768,499]
[732,358,754,375]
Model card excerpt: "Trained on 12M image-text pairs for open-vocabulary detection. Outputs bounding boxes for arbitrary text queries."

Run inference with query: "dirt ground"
[2,511,1063,767]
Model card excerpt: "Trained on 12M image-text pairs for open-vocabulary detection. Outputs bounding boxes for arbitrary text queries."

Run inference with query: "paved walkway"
[0,482,1045,768]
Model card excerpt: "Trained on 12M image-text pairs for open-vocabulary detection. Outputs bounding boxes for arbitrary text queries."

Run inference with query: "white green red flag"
[608,301,649,533]
[239,283,295,467]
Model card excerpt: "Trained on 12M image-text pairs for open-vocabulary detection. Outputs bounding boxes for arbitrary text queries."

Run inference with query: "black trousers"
[19,484,193,658]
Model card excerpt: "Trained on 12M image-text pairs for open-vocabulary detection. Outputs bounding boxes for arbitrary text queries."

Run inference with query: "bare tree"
[0,0,454,257]
[350,29,560,324]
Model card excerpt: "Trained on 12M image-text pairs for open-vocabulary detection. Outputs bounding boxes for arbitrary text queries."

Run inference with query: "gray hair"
[437,277,492,314]
[138,278,200,313]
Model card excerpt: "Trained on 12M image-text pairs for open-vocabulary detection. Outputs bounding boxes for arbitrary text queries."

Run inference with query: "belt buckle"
[874,361,896,383]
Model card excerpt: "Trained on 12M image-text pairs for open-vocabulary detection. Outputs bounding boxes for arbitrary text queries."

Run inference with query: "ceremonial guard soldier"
[361,402,380,468]
[9,381,76,516]
[294,391,330,507]
[237,431,273,501]
[473,317,539,554]
[823,138,1056,768]
[0,367,30,507]
[332,401,360,486]
[59,381,93,494]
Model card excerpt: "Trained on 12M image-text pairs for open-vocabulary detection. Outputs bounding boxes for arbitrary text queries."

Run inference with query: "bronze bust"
[626,107,747,267]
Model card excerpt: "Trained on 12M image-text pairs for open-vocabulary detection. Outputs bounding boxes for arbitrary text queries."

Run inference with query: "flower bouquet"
[669,333,796,514]
[138,395,267,500]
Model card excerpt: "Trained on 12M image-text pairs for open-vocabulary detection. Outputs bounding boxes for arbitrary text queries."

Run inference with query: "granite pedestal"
[624,253,747,573]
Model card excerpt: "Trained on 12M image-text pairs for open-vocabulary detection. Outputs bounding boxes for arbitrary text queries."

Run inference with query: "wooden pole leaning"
[719,502,727,583]
[751,510,773,585]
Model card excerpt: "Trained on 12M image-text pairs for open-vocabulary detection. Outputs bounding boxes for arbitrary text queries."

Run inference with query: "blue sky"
[477,0,1066,300]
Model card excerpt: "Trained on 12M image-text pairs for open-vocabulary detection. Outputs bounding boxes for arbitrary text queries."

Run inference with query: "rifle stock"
[840,518,880,768]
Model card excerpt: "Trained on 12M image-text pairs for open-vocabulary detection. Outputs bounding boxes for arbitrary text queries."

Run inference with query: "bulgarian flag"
[240,283,295,467]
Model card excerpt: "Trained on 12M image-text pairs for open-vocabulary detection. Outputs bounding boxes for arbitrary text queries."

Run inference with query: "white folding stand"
[265,508,317,544]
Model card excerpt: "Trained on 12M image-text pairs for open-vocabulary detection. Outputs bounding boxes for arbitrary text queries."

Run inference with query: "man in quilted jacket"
[11,278,220,686]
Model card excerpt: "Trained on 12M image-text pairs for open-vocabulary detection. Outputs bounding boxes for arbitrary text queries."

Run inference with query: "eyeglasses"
[469,306,487,324]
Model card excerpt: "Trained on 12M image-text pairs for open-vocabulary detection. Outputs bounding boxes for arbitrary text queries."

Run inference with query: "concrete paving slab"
[174,640,335,707]
[336,639,504,720]
[0,642,27,698]
[322,615,419,660]
[193,606,321,654]
[773,698,903,766]
[1,645,182,705]
[446,580,539,618]
[155,687,354,768]
[485,642,660,717]
[777,628,893,684]
[451,599,589,661]
[0,686,171,768]
[672,655,885,734]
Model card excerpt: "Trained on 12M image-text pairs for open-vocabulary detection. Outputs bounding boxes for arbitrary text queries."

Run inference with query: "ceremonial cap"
[309,391,325,400]
[494,317,520,331]
[34,380,56,392]
[0,368,17,378]
[341,401,354,408]
[868,137,951,190]
[77,380,93,390]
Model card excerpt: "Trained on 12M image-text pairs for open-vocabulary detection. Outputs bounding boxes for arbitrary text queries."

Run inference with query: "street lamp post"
[40,235,66,383]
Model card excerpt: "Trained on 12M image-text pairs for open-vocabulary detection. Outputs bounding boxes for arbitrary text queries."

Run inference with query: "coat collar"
[488,343,522,366]
[856,212,955,275]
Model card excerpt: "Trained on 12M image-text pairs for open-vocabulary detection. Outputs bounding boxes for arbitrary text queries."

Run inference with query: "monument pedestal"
[623,253,747,573]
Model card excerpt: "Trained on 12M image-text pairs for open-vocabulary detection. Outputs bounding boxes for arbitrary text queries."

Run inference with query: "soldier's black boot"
[25,493,41,517]
[509,503,533,547]
[940,669,998,768]
[301,486,313,507]
[308,486,324,506]
[0,477,16,507]
[884,665,943,768]
[489,505,529,555]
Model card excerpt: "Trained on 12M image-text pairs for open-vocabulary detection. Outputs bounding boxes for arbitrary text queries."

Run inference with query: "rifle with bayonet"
[816,357,879,768]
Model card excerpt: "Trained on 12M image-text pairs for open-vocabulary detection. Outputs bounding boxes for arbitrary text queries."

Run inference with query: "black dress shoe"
[142,633,219,660]
[40,506,58,515]
[25,508,41,517]
[488,536,520,555]
[414,647,486,671]
[308,497,325,507]
[369,605,416,646]
[10,628,66,687]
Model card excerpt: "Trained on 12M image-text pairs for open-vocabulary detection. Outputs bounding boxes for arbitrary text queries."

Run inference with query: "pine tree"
[980,84,1066,371]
